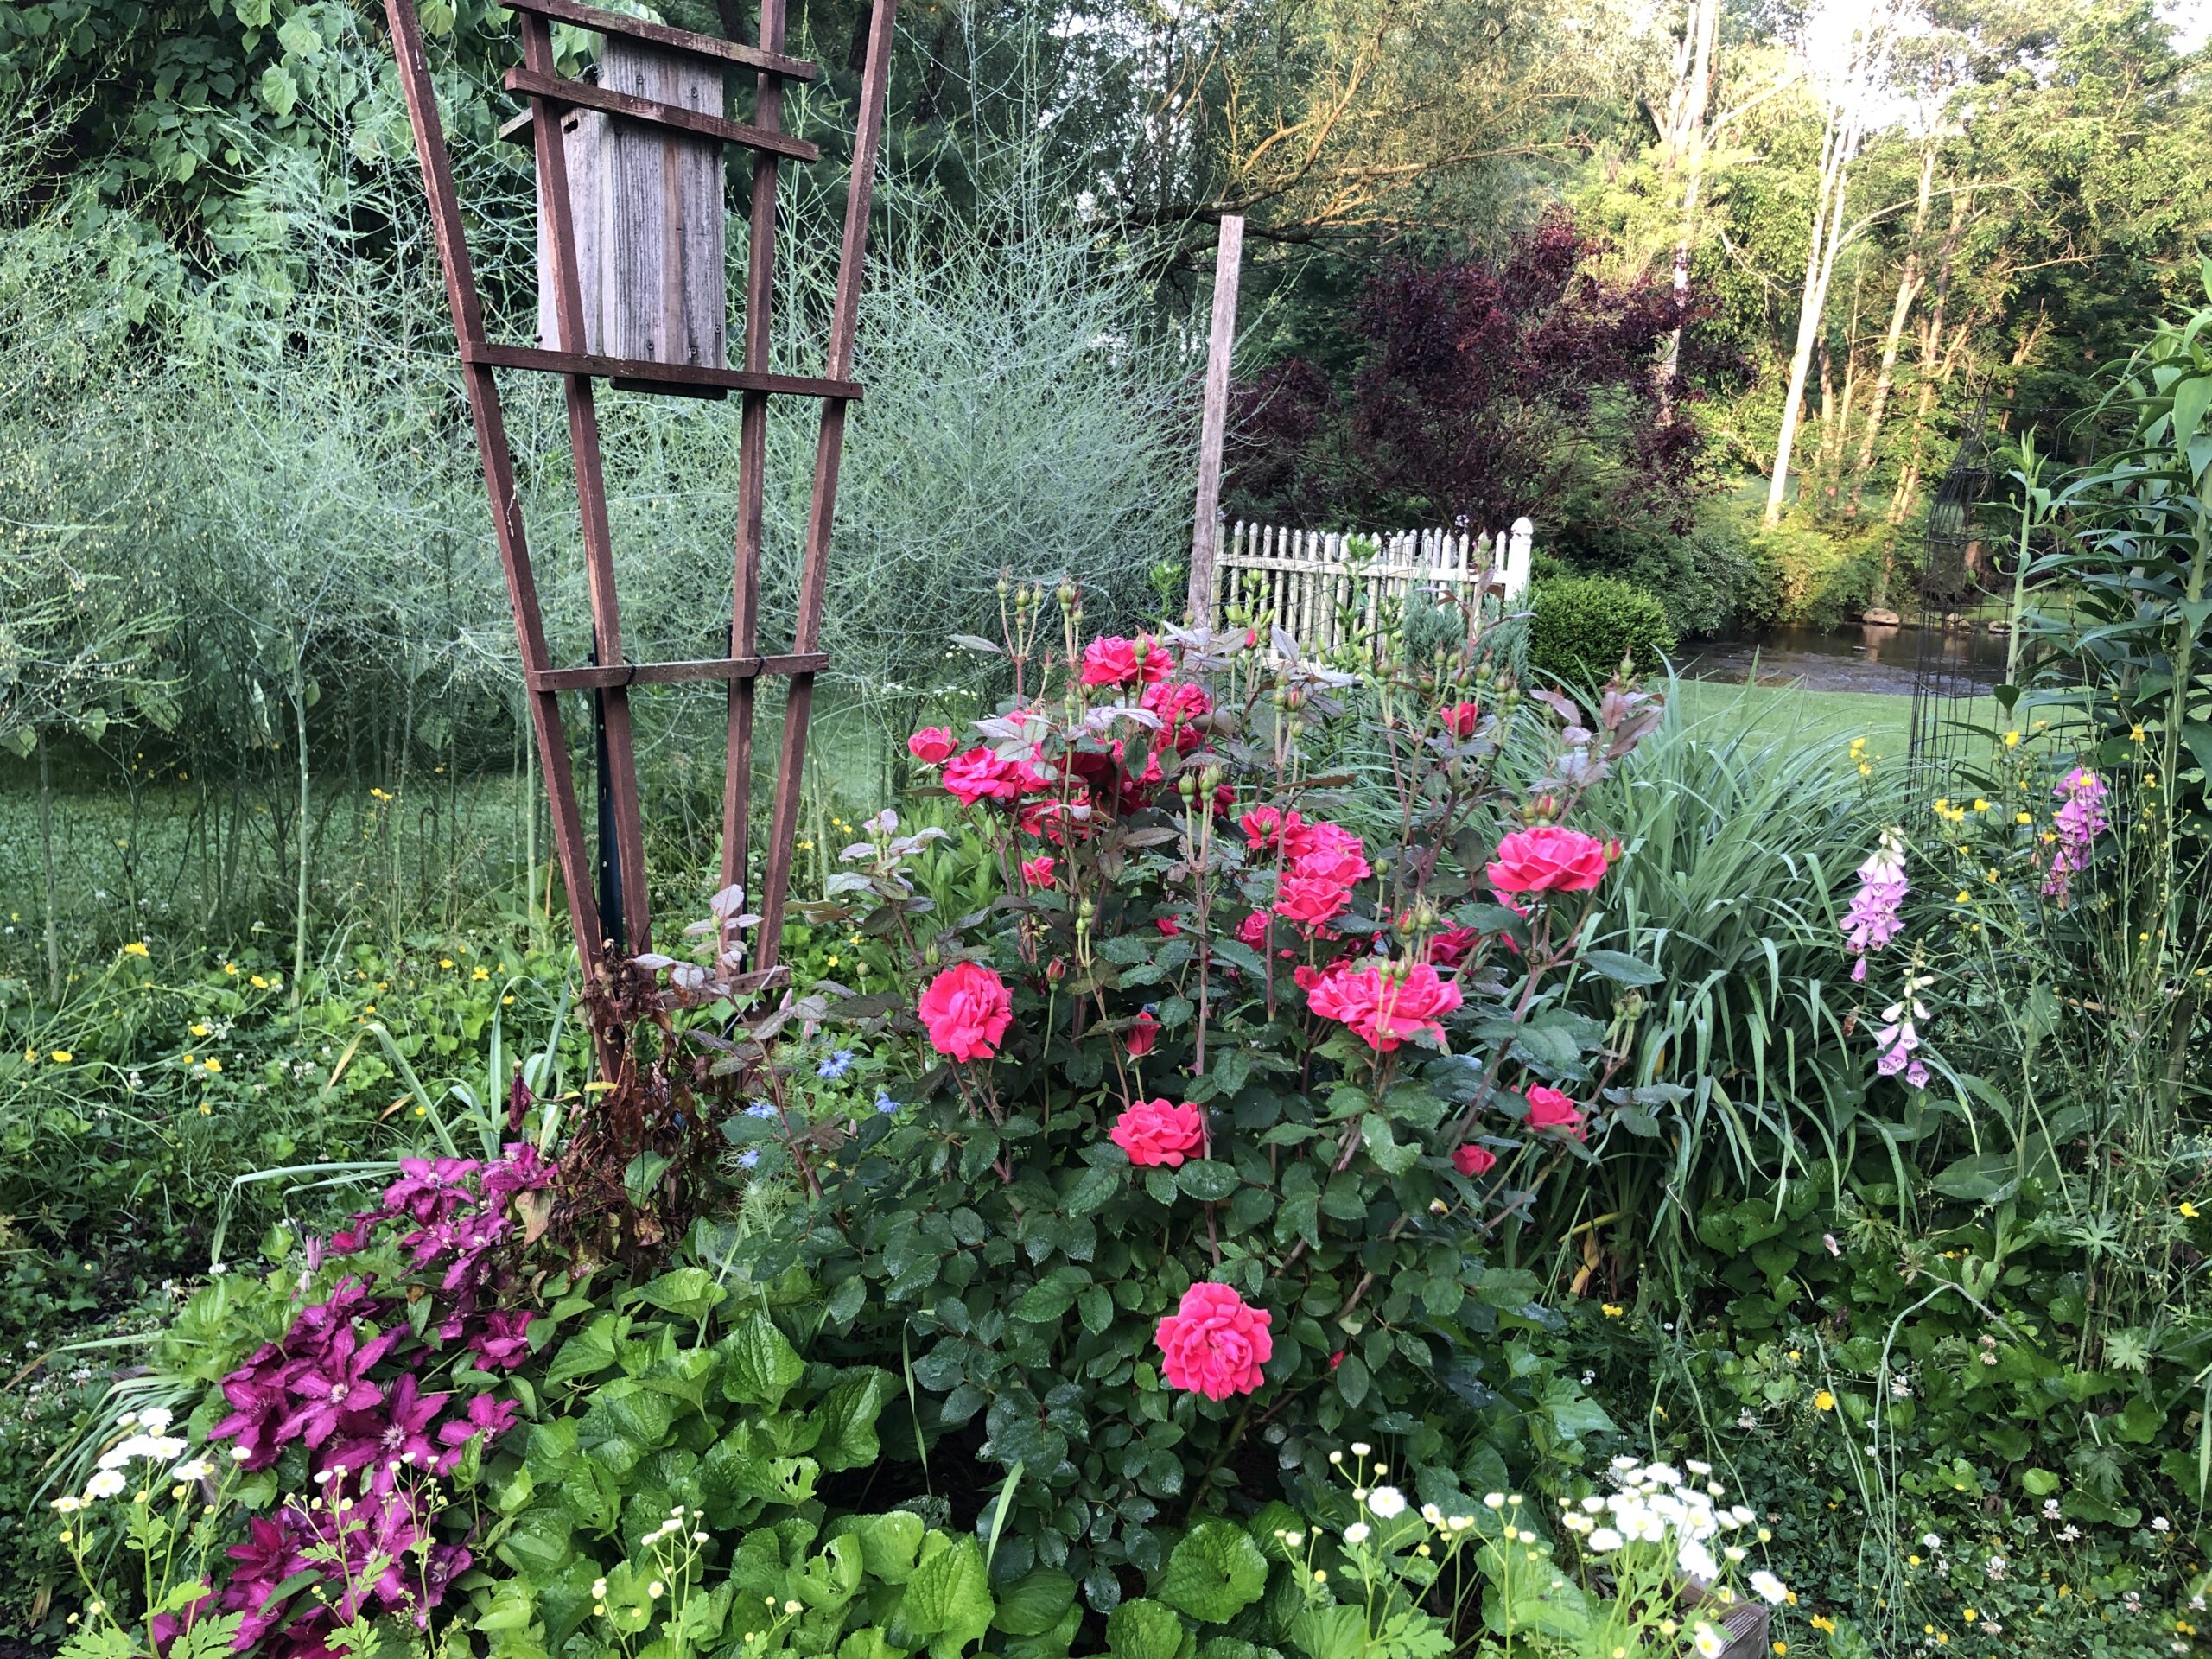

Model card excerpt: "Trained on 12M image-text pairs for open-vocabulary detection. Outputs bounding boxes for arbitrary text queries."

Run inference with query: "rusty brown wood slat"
[721,0,791,899]
[505,68,818,162]
[500,0,819,79]
[756,0,899,969]
[383,0,608,1007]
[522,11,653,958]
[531,652,830,691]
[460,339,860,400]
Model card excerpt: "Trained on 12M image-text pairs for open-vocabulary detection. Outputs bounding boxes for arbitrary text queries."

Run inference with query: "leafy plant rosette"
[706,598,1669,1611]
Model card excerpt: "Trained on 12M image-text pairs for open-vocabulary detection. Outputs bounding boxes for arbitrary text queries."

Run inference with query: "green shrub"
[1526,575,1678,683]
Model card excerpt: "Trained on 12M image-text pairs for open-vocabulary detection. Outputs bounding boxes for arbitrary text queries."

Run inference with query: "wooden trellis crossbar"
[383,0,899,1016]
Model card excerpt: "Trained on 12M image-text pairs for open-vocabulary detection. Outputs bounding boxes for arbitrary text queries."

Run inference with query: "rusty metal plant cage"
[1907,394,2001,785]
[382,0,898,1048]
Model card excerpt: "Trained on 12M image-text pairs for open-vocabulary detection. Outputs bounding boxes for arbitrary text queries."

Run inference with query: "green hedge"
[1526,575,1678,683]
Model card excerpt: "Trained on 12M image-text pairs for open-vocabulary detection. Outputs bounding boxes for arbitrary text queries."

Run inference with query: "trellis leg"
[755,0,900,969]
[721,0,790,898]
[520,12,654,958]
[384,0,607,993]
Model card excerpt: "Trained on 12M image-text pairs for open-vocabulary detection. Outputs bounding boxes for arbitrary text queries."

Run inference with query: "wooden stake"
[1186,215,1244,627]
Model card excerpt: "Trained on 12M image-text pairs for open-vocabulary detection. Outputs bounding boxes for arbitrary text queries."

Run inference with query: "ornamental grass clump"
[710,586,1669,1605]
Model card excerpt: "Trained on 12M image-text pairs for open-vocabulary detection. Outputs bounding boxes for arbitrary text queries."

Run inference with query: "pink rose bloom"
[1440,701,1479,739]
[1155,1281,1272,1401]
[917,962,1014,1061]
[1487,825,1611,900]
[942,747,1024,805]
[1274,874,1352,929]
[1524,1084,1586,1141]
[1141,680,1213,753]
[1123,1009,1160,1058]
[1240,805,1311,858]
[1021,855,1057,889]
[1427,925,1480,969]
[1081,634,1173,688]
[1289,822,1370,887]
[907,727,957,765]
[1302,961,1463,1051]
[1109,1098,1204,1167]
[1154,915,1182,938]
[1236,910,1271,948]
[1452,1143,1497,1177]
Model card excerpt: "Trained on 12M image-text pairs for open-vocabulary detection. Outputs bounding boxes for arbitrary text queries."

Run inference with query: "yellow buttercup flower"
[203,1058,222,1073]
[1601,1303,1624,1318]
[49,1050,73,1064]
[2002,730,2020,747]
[1813,1389,1836,1411]
[122,941,149,958]
[190,1023,210,1038]
[2182,1202,2201,1219]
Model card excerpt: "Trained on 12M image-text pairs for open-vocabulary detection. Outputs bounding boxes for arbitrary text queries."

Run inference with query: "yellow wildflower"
[438,958,454,969]
[50,1050,73,1064]
[1814,1389,1836,1411]
[1601,1303,1624,1318]
[203,1058,221,1074]
[2182,1202,2200,1219]
[191,1023,210,1038]
[472,967,489,981]
[2002,730,2020,747]
[250,975,270,989]
[122,941,149,958]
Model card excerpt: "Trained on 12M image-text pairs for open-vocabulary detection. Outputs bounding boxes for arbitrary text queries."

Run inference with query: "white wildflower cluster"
[1562,1458,1781,1599]
[643,1504,710,1548]
[67,1409,191,1503]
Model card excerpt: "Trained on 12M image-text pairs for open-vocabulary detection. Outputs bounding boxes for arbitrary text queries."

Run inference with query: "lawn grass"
[1669,677,1918,761]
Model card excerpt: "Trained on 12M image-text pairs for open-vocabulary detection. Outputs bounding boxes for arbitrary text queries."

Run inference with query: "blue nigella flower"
[745,1101,778,1119]
[817,1049,855,1080]
[874,1090,899,1116]
[738,1149,760,1169]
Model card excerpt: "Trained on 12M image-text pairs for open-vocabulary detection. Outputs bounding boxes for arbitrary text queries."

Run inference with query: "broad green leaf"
[816,1368,893,1471]
[994,1567,1078,1637]
[1159,1519,1269,1624]
[841,1509,926,1584]
[903,1534,997,1659]
[721,1311,806,1408]
[1106,1598,1186,1659]
[546,1313,626,1387]
[630,1268,727,1321]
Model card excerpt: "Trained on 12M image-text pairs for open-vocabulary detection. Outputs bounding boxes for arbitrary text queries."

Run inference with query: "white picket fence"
[1211,518,1534,655]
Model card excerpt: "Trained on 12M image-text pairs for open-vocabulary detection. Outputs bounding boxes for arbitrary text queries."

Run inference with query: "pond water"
[1677,623,2011,696]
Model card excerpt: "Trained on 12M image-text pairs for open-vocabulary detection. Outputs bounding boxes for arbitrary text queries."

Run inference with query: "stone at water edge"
[1861,607,1903,626]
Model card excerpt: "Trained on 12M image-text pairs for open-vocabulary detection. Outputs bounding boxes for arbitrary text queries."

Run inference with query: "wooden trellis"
[383,0,896,1006]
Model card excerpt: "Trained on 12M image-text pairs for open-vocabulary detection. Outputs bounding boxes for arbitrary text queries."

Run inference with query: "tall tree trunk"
[1885,193,1967,529]
[1657,0,1721,408]
[1847,138,1939,517]
[36,727,60,1004]
[1764,93,1865,524]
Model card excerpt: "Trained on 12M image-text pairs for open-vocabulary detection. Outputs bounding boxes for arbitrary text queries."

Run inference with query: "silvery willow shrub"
[702,594,1671,1614]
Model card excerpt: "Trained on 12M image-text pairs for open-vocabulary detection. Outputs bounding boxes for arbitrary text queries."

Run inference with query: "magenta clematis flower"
[321,1372,448,1479]
[468,1309,534,1371]
[275,1324,399,1451]
[435,1392,519,1473]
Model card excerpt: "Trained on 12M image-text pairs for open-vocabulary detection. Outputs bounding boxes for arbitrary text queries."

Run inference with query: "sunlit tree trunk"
[1849,140,1939,525]
[1657,0,1721,409]
[1764,91,1865,525]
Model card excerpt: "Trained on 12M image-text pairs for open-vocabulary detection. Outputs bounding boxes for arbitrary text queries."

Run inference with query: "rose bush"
[713,591,1672,1611]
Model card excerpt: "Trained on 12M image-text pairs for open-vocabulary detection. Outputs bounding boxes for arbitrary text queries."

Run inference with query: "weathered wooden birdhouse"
[532,39,728,372]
